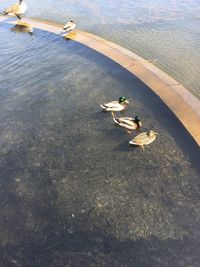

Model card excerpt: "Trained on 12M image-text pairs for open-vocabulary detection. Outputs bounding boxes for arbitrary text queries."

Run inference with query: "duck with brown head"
[129,130,158,151]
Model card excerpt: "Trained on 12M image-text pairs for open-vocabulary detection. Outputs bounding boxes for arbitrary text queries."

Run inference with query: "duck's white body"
[3,0,27,19]
[100,100,129,112]
[113,116,142,131]
[63,21,76,32]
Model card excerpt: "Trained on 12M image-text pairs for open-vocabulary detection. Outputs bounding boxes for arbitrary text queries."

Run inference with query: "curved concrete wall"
[1,16,200,146]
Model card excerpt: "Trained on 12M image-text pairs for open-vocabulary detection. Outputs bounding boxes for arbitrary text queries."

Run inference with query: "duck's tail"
[129,140,137,145]
[100,104,107,110]
[111,111,119,124]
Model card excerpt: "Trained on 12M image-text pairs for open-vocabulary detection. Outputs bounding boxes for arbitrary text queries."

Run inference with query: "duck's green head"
[134,116,142,127]
[119,96,129,104]
[134,116,140,123]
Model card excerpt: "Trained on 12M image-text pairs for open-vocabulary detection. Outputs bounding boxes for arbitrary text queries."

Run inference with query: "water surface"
[0,24,200,266]
[1,0,200,98]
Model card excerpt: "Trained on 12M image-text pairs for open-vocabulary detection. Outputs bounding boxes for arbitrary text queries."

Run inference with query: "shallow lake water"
[1,0,200,99]
[0,23,200,266]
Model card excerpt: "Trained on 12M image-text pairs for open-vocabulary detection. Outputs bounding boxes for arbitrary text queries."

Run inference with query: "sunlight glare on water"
[22,0,200,98]
[1,0,199,97]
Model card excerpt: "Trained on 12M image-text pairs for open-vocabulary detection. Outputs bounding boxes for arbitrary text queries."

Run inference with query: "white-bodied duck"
[100,96,129,112]
[112,112,142,134]
[62,20,76,32]
[129,130,158,151]
[3,0,27,20]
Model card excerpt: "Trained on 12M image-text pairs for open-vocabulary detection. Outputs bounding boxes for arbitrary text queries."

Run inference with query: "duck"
[112,112,142,134]
[129,130,158,150]
[3,0,27,20]
[100,96,129,112]
[62,20,76,32]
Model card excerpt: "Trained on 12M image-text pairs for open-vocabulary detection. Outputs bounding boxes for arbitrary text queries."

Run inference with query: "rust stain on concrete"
[1,16,200,146]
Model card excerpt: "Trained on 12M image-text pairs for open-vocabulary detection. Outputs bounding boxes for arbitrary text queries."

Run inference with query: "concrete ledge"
[1,16,200,146]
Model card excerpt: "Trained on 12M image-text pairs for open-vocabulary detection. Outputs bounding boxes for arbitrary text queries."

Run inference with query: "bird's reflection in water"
[11,21,33,35]
[63,31,77,41]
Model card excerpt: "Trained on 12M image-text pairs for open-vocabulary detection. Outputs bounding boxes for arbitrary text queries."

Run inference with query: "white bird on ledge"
[62,20,76,32]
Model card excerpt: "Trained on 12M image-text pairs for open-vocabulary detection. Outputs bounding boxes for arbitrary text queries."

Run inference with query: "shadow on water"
[113,139,136,153]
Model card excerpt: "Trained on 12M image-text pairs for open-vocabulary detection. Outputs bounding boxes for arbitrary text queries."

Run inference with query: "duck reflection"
[63,31,77,41]
[11,21,33,35]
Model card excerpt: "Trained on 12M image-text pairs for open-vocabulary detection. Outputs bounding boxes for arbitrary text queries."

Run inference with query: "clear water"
[1,0,200,98]
[0,23,200,266]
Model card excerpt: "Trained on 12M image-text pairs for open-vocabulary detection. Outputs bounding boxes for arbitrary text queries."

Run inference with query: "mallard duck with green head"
[129,130,158,150]
[100,96,129,112]
[111,112,142,134]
